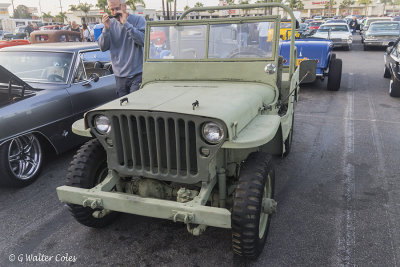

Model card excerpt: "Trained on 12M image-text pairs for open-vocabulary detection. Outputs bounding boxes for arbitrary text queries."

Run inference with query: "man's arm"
[123,16,146,46]
[98,14,111,51]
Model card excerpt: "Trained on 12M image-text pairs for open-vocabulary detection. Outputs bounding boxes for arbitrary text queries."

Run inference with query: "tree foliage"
[194,2,204,7]
[96,0,108,12]
[126,0,146,11]
[339,0,355,9]
[55,12,67,23]
[13,5,32,19]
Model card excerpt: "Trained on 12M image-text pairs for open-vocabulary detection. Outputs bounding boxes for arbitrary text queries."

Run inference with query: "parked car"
[279,21,300,40]
[312,23,353,50]
[30,30,82,43]
[360,17,392,36]
[363,21,400,50]
[384,37,400,97]
[0,39,30,49]
[325,19,347,24]
[0,30,11,40]
[40,25,62,31]
[0,43,117,187]
[308,20,324,30]
[279,37,342,90]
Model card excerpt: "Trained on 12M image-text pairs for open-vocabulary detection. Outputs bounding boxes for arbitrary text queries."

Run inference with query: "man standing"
[349,16,358,34]
[24,23,34,39]
[98,0,145,97]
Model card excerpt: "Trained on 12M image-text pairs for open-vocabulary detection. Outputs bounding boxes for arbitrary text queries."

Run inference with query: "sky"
[0,0,226,16]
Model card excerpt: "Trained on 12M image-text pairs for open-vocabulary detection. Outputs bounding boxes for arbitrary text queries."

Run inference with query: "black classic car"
[364,21,400,50]
[0,43,117,186]
[384,38,400,97]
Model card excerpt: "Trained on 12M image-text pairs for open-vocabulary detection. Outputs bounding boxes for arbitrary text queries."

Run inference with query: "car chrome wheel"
[390,79,393,94]
[8,134,42,180]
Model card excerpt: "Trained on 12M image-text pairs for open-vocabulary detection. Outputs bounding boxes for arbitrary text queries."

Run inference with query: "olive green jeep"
[57,3,310,259]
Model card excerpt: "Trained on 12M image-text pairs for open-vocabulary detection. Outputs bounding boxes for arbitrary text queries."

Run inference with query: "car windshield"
[318,25,348,32]
[369,23,399,31]
[0,51,73,83]
[366,19,391,26]
[310,22,323,27]
[148,21,275,60]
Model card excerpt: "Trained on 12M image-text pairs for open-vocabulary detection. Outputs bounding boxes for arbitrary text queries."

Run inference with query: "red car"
[0,39,30,49]
[309,21,324,30]
[150,29,166,48]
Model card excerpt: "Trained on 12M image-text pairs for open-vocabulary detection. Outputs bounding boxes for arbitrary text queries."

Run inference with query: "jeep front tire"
[66,139,119,228]
[231,152,275,259]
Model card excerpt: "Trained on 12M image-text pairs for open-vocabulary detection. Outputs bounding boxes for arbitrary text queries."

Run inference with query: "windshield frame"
[0,50,75,85]
[145,15,281,62]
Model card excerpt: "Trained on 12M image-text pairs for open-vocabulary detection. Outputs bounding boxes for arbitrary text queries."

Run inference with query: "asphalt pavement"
[0,34,399,267]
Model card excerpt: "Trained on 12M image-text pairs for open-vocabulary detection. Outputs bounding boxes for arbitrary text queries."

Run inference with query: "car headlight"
[202,122,224,144]
[94,115,111,134]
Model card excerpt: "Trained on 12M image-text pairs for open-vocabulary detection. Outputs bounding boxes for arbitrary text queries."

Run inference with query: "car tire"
[66,139,119,228]
[283,112,294,157]
[327,58,342,91]
[384,65,391,78]
[389,78,400,97]
[0,133,43,187]
[231,152,275,259]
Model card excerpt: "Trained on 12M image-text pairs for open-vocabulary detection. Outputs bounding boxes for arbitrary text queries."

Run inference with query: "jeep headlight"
[94,115,111,134]
[202,122,224,144]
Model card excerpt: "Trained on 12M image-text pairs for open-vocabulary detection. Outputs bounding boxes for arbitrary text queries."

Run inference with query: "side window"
[73,58,86,83]
[72,50,112,83]
[392,44,399,58]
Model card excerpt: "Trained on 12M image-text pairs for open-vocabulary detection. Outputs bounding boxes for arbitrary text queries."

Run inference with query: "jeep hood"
[90,81,277,140]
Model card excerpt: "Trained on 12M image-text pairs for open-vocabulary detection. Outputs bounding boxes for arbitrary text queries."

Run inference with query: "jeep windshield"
[0,51,73,84]
[148,21,276,60]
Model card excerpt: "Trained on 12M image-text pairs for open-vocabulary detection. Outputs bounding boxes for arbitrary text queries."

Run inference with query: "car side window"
[81,50,112,78]
[72,50,112,84]
[73,59,86,83]
[392,45,399,58]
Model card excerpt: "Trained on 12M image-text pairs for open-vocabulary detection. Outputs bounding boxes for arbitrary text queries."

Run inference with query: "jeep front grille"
[112,114,198,175]
[90,111,225,183]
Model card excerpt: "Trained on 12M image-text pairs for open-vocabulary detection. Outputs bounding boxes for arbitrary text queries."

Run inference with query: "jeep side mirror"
[299,60,317,83]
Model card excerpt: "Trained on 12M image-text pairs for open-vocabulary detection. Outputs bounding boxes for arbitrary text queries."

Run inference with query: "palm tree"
[69,4,78,12]
[339,0,354,15]
[96,0,108,12]
[42,11,53,22]
[325,0,336,16]
[194,2,204,7]
[126,0,146,12]
[56,11,67,23]
[78,3,92,23]
[358,0,371,16]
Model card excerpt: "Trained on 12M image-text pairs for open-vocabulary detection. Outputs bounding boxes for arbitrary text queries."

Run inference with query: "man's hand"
[120,4,128,25]
[102,14,111,29]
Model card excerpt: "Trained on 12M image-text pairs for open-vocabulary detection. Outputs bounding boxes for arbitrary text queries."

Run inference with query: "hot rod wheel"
[231,152,276,259]
[0,133,43,187]
[66,139,119,228]
[327,58,342,91]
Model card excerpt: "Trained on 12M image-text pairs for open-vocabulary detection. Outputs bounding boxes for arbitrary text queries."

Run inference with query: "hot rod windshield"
[0,51,73,84]
[148,21,275,60]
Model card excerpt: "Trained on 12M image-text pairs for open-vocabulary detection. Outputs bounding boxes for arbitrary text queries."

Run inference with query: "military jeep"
[57,3,305,259]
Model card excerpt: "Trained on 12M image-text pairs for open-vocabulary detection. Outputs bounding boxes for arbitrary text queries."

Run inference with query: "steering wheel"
[47,74,64,82]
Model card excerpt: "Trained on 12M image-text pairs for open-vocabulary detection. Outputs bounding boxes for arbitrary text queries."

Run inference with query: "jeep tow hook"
[261,198,277,214]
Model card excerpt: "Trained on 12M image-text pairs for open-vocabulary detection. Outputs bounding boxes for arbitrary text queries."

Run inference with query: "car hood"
[0,65,34,90]
[88,81,277,140]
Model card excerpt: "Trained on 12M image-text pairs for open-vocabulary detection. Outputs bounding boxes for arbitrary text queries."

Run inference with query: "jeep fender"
[72,118,93,138]
[222,115,281,150]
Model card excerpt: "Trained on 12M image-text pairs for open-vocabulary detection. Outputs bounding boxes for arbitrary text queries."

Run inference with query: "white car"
[312,23,353,50]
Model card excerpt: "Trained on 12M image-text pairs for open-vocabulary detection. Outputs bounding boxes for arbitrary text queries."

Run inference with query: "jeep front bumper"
[56,173,231,229]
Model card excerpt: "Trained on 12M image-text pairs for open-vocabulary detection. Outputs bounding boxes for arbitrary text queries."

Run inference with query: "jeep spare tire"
[327,58,342,91]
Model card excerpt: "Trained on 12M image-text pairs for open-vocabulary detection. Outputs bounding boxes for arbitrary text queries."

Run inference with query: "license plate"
[297,58,308,66]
